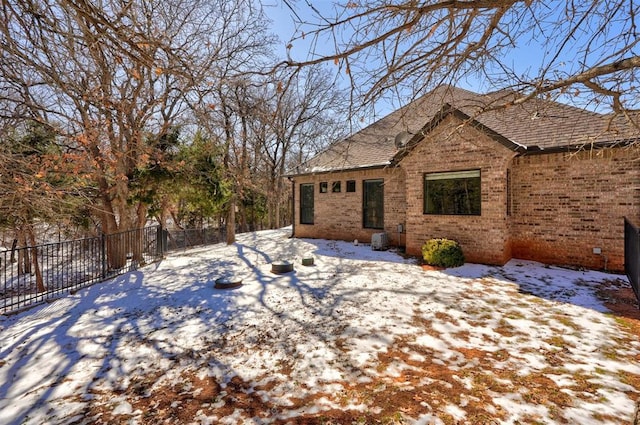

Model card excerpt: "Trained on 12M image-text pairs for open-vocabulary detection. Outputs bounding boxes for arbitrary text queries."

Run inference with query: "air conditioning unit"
[371,232,388,251]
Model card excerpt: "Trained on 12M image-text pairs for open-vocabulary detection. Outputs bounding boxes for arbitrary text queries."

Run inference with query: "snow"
[0,227,639,424]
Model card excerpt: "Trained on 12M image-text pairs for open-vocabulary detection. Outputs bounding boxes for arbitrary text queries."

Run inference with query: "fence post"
[156,226,162,256]
[163,228,168,255]
[101,233,107,279]
[156,226,167,257]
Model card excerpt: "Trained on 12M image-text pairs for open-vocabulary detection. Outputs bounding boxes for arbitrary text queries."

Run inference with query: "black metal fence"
[163,227,223,251]
[625,217,640,305]
[1,226,162,314]
[0,225,224,314]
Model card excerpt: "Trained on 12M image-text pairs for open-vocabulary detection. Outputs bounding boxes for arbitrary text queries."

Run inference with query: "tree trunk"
[27,227,45,293]
[250,193,256,231]
[226,196,236,245]
[266,197,275,229]
[98,180,148,270]
[156,196,171,229]
[10,239,17,264]
[131,202,147,264]
[218,214,225,241]
[101,210,128,271]
[238,203,249,233]
[17,230,30,275]
[274,188,282,229]
[171,209,183,229]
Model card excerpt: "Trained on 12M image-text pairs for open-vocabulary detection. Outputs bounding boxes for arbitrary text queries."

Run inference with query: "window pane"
[363,179,384,228]
[346,180,356,192]
[319,182,328,193]
[424,171,481,215]
[300,184,314,224]
[332,181,341,193]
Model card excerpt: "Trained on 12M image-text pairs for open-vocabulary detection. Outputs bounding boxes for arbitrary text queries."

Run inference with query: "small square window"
[319,182,328,193]
[332,181,341,193]
[346,180,356,192]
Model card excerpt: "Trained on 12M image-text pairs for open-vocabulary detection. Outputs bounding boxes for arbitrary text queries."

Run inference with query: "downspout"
[289,177,295,238]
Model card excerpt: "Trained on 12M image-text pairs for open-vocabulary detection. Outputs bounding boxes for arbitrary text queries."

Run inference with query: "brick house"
[288,86,640,271]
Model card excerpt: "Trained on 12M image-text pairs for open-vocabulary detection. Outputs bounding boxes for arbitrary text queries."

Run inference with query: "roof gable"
[292,85,640,175]
[391,103,526,165]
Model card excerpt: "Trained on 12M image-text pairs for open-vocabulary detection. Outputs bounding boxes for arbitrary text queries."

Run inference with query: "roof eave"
[285,162,390,178]
[523,137,640,155]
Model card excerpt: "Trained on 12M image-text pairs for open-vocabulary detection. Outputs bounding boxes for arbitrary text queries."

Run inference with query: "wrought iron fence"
[0,225,229,314]
[163,227,224,251]
[1,226,162,314]
[624,217,640,305]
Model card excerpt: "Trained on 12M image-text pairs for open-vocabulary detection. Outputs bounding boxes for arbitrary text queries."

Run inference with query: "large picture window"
[300,183,314,224]
[363,179,384,229]
[424,170,481,215]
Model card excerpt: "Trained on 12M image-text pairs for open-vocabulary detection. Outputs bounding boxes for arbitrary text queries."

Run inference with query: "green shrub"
[421,238,465,268]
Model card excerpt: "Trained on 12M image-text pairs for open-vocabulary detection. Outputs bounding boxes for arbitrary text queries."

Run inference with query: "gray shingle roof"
[293,86,639,175]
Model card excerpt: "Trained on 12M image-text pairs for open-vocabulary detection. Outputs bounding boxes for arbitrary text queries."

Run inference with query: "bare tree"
[190,6,279,243]
[1,0,272,264]
[252,65,348,228]
[194,62,347,239]
[279,1,640,119]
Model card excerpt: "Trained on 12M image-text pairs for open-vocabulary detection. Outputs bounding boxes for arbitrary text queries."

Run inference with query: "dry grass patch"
[434,311,460,326]
[494,318,519,337]
[504,309,526,320]
[452,329,472,342]
[552,313,581,331]
[56,267,640,424]
[544,335,574,349]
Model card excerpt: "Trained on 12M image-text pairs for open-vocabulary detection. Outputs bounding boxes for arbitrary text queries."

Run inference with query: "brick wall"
[291,119,639,272]
[399,115,517,265]
[511,146,640,271]
[292,166,407,246]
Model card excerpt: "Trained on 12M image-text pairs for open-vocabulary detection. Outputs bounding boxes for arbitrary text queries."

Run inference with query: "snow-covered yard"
[1,228,639,424]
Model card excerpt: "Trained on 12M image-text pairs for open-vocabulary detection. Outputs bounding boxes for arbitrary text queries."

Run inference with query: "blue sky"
[261,1,638,116]
[261,1,530,118]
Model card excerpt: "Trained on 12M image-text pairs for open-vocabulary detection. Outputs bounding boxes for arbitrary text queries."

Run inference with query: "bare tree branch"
[277,0,640,117]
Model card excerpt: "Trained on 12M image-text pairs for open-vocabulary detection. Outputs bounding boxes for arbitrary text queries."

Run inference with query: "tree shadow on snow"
[6,231,634,424]
[439,258,637,320]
